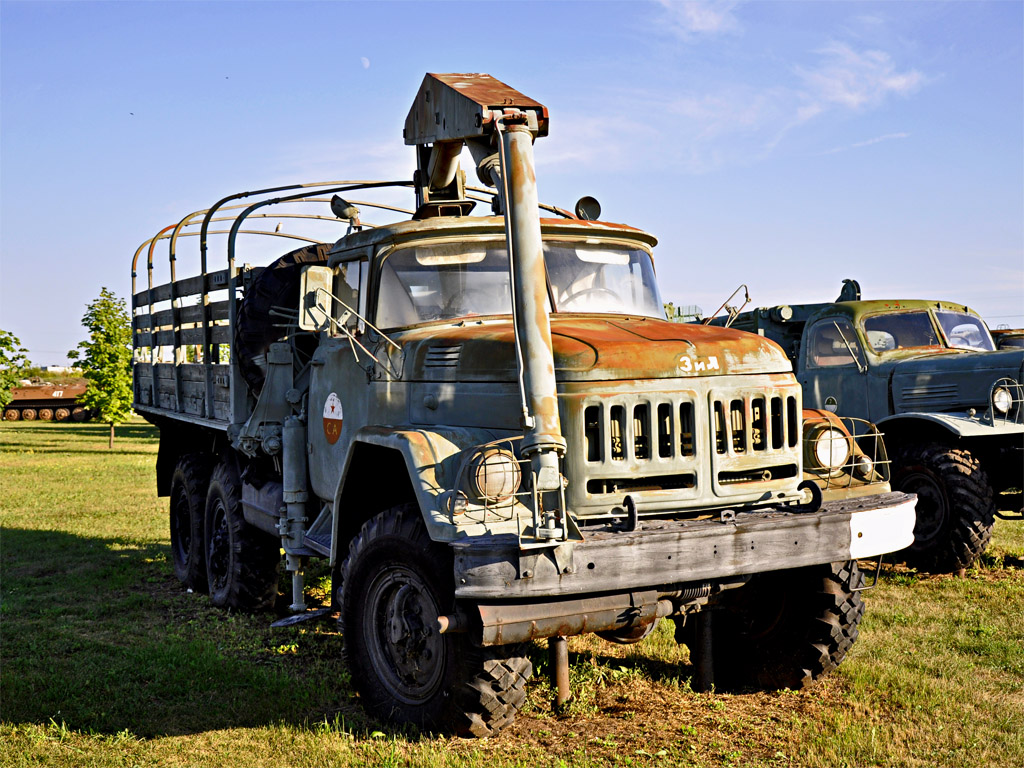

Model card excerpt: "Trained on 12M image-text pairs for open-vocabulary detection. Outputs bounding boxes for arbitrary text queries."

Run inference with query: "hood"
[890,348,1024,413]
[400,315,793,382]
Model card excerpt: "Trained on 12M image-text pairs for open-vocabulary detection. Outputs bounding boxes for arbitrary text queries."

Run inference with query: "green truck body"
[716,281,1023,571]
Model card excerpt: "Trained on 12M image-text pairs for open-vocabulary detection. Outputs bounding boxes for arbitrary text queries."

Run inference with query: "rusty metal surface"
[477,590,667,646]
[397,315,791,383]
[452,491,917,600]
[404,73,549,146]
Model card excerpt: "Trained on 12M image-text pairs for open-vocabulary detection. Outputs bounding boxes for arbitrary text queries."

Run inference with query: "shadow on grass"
[0,526,367,739]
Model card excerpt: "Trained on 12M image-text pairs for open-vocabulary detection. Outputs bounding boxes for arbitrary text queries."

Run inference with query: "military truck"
[991,328,1024,351]
[132,74,916,735]
[3,379,90,422]
[716,280,1023,572]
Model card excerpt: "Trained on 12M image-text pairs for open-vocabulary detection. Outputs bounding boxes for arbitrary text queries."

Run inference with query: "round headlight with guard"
[992,386,1013,415]
[853,454,875,479]
[468,448,522,503]
[810,426,851,470]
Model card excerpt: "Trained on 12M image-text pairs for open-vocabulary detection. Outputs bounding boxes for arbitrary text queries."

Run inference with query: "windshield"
[375,240,663,328]
[861,310,994,353]
[934,311,995,351]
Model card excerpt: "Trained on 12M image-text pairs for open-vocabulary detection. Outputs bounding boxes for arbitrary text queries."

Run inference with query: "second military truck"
[132,75,916,735]
[719,279,1023,572]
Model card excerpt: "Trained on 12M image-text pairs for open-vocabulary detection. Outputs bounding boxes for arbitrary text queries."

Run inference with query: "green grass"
[2,420,1022,767]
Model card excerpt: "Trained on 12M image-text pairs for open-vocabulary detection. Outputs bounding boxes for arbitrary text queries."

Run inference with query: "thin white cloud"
[796,42,924,111]
[819,132,910,156]
[652,38,926,171]
[657,0,741,40]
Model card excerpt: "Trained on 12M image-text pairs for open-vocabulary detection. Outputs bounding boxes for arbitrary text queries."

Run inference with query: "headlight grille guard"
[803,416,891,490]
[989,378,1024,425]
[441,436,579,548]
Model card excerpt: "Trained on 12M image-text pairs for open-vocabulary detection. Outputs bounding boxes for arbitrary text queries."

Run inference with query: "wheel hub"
[207,504,230,589]
[900,470,946,546]
[366,568,444,704]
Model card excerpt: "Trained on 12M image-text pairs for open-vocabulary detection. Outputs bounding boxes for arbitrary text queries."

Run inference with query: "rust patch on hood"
[400,315,791,382]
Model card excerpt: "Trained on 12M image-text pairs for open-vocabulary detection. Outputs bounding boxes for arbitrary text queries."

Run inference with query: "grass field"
[1,419,1022,767]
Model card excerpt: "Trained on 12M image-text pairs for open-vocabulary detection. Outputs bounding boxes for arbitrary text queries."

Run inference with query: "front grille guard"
[989,378,1024,426]
[803,416,892,491]
[442,436,579,547]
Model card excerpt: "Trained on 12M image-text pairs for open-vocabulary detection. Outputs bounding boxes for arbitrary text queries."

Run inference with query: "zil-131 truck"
[131,74,916,736]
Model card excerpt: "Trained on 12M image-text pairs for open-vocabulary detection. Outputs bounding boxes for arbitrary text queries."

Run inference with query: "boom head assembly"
[404,73,549,218]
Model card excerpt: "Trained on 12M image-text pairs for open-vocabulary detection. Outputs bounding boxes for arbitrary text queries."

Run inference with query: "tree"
[69,288,133,448]
[0,329,30,411]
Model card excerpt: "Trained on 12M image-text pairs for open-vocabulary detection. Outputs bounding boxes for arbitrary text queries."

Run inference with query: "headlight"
[992,386,1013,415]
[467,448,522,503]
[853,454,875,479]
[810,426,851,470]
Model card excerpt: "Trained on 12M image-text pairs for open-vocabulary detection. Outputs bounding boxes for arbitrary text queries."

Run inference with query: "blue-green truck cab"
[717,280,1023,571]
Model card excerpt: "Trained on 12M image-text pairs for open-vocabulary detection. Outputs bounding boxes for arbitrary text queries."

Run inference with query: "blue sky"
[2,0,1021,365]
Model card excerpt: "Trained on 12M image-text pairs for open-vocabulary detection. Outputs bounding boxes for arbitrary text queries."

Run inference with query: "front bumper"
[451,491,916,601]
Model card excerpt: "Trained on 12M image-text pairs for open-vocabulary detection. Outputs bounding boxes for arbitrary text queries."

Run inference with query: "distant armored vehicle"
[3,380,90,422]
[716,280,1023,571]
[132,76,915,735]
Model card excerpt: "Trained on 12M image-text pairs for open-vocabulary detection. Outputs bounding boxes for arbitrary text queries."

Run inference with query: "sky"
[1,0,1022,366]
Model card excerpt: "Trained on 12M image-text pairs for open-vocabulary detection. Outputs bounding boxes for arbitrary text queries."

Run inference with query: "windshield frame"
[372,235,663,330]
[859,308,995,356]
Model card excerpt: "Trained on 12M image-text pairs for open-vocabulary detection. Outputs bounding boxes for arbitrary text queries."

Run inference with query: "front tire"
[204,459,281,610]
[893,444,995,571]
[340,505,531,736]
[170,453,212,591]
[691,561,865,691]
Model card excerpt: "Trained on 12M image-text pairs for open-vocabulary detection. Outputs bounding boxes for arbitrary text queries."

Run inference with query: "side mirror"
[299,266,334,331]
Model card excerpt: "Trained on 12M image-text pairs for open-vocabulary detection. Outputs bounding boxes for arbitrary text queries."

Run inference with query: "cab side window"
[336,258,367,332]
[806,318,863,369]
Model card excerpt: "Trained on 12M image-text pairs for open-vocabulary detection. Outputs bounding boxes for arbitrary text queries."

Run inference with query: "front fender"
[877,412,1024,439]
[338,425,510,542]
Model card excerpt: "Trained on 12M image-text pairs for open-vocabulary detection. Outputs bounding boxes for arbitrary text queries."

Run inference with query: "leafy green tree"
[69,288,133,448]
[0,329,30,411]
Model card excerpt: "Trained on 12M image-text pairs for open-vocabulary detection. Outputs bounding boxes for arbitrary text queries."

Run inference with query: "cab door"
[797,316,871,419]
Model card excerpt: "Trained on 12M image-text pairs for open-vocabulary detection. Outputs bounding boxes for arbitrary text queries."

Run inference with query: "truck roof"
[327,216,658,261]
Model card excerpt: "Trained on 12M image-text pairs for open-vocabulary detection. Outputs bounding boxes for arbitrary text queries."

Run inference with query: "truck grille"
[711,394,799,455]
[584,399,697,464]
[710,391,800,493]
[565,382,802,511]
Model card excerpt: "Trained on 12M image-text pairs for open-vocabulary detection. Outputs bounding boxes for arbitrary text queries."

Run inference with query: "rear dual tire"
[204,460,281,610]
[170,454,212,591]
[169,453,280,610]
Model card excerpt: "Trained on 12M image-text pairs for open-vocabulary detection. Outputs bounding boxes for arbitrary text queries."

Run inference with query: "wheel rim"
[39,409,53,421]
[364,565,445,705]
[207,500,230,591]
[55,408,70,421]
[898,469,947,547]
[170,485,192,568]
